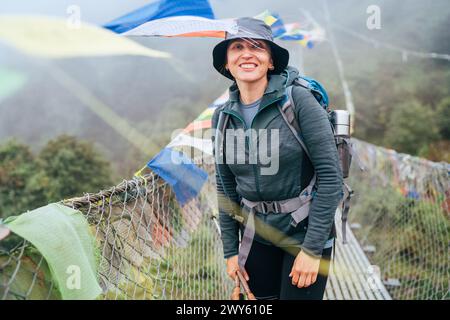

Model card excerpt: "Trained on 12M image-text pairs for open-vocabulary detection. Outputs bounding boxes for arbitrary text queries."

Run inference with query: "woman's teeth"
[240,64,257,69]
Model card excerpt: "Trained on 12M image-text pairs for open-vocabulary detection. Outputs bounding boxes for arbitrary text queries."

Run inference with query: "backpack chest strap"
[240,174,316,223]
[240,186,312,215]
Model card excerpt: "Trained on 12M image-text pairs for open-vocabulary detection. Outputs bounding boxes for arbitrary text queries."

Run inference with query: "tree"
[384,100,440,156]
[422,97,450,162]
[0,135,113,219]
[0,136,113,251]
[0,140,48,220]
[436,97,450,140]
[38,135,113,203]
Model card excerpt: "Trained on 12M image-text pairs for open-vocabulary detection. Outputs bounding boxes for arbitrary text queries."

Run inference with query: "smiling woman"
[224,38,273,94]
[211,17,343,300]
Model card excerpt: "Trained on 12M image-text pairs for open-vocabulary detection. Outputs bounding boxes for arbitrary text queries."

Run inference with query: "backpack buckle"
[261,201,281,214]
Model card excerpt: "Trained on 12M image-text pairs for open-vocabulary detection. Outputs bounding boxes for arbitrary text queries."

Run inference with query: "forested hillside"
[1,0,448,180]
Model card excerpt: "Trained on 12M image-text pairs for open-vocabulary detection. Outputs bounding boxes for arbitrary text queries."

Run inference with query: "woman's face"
[225,38,273,84]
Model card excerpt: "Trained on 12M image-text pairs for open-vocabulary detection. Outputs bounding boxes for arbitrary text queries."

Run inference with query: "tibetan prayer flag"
[270,13,287,38]
[167,133,212,156]
[147,148,208,206]
[121,16,237,38]
[0,15,170,59]
[277,22,305,41]
[195,107,215,121]
[212,90,230,106]
[104,0,216,34]
[254,10,278,26]
[0,68,27,102]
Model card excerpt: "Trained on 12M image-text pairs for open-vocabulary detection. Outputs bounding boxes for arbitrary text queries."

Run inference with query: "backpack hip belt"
[237,174,316,269]
[240,173,316,226]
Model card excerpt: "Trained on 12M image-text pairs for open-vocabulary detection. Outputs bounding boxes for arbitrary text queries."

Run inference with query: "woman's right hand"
[226,255,249,281]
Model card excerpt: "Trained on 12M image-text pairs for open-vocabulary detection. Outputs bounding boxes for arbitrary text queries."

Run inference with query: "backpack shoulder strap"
[278,85,312,162]
[214,110,230,164]
[293,77,311,91]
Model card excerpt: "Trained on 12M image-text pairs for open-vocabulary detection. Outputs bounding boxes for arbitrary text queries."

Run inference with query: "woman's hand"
[289,250,320,288]
[226,255,249,281]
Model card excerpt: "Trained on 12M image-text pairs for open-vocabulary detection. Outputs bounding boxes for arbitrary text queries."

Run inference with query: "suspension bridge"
[0,137,448,300]
[0,0,449,301]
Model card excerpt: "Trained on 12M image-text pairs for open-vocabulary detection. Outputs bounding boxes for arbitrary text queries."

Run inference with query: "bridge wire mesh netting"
[0,154,232,300]
[348,139,449,300]
[0,139,449,300]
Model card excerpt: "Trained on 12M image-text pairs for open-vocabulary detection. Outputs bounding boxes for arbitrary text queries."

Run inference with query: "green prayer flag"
[4,203,102,300]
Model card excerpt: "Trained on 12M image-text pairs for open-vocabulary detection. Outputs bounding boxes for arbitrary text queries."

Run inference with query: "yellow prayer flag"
[0,15,171,59]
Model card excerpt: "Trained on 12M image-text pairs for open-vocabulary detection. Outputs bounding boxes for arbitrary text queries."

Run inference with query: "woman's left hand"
[289,250,320,288]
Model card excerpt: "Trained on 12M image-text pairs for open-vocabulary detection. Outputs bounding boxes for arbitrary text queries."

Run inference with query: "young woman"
[211,17,343,300]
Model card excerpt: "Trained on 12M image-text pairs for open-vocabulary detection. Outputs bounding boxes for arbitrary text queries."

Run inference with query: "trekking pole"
[236,271,256,300]
[231,273,243,300]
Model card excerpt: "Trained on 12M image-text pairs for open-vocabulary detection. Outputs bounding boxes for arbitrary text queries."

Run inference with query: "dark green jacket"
[211,66,343,259]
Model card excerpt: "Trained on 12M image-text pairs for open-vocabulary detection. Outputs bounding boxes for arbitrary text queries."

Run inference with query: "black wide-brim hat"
[213,17,290,80]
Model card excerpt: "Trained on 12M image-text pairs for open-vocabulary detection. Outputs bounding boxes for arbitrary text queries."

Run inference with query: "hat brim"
[213,38,289,80]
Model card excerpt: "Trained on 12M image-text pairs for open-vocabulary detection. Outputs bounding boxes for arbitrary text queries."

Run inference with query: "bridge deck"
[324,209,392,300]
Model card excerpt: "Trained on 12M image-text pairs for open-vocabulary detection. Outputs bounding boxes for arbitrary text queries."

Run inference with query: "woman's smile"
[239,62,258,71]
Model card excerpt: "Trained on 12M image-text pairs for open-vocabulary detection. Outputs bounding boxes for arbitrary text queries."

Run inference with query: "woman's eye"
[231,42,263,51]
[252,43,265,50]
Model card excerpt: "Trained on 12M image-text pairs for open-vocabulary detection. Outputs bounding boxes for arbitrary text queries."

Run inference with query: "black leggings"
[244,240,332,300]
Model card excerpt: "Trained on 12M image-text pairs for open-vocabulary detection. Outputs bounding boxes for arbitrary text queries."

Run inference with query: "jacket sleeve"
[292,86,344,259]
[211,107,241,259]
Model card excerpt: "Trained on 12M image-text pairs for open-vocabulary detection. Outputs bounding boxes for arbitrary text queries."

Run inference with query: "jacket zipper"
[223,96,284,200]
[249,96,284,200]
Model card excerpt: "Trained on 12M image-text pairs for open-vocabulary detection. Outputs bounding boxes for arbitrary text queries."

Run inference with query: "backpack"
[280,75,363,244]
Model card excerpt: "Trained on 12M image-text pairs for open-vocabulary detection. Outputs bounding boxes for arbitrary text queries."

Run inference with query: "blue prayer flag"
[279,34,304,41]
[270,13,287,38]
[104,0,215,34]
[147,147,208,206]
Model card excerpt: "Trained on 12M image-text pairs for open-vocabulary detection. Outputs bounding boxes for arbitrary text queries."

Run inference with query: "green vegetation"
[311,58,450,162]
[0,247,61,300]
[0,135,113,220]
[149,224,229,300]
[384,99,440,156]
[38,135,112,202]
[348,174,450,300]
[0,135,113,250]
[92,218,228,300]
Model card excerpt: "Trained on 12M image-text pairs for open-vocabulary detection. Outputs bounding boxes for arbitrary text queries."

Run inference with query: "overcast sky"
[0,0,325,25]
[0,1,263,23]
[0,0,154,24]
